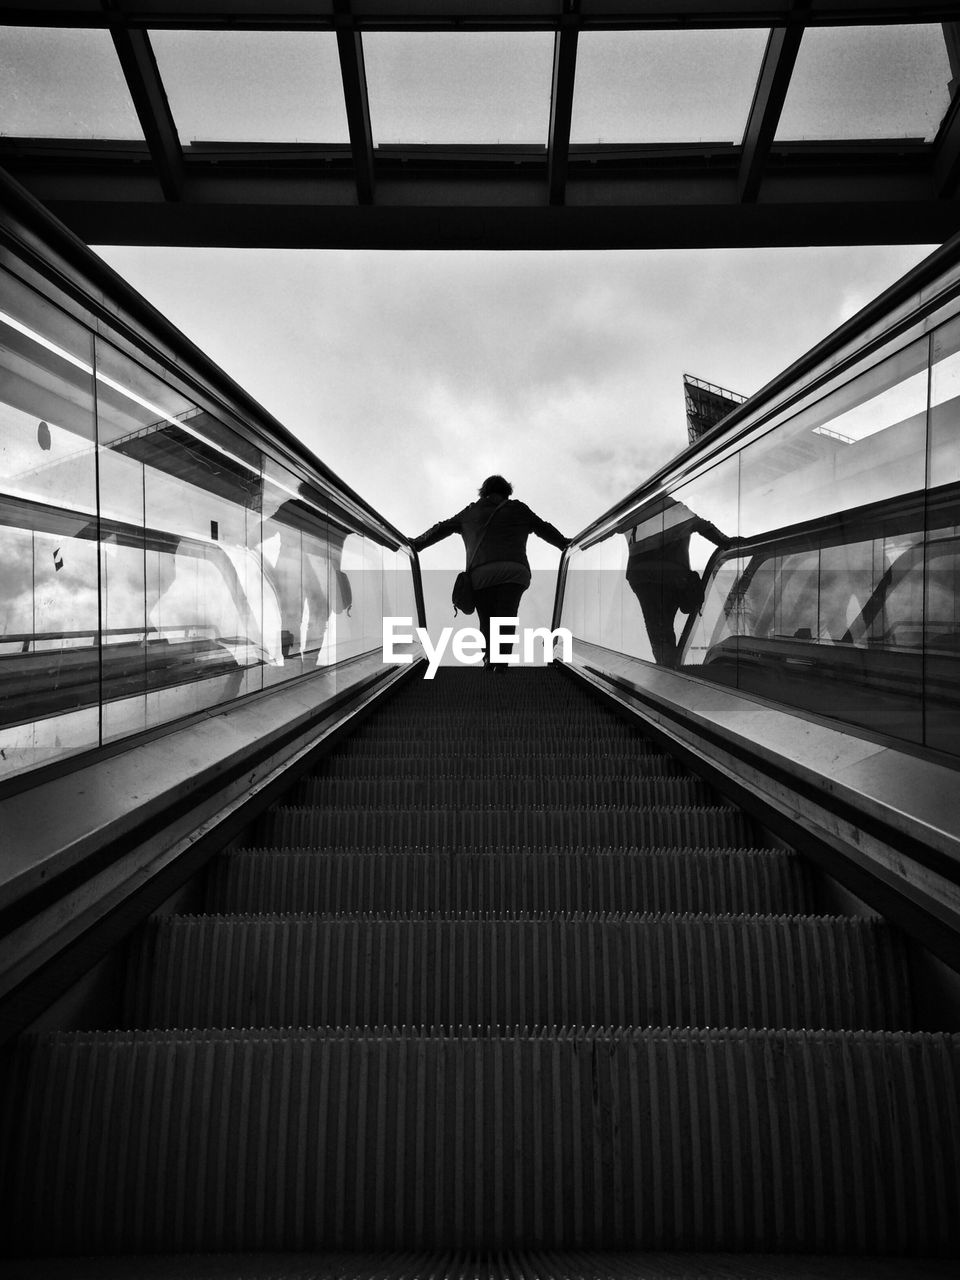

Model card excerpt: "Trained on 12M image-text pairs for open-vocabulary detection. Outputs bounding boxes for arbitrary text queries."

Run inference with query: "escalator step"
[206,848,813,917]
[258,807,756,850]
[123,914,909,1033]
[316,753,687,779]
[290,776,717,808]
[6,1026,958,1255]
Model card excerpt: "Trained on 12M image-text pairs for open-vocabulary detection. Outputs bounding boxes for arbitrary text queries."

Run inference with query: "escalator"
[3,665,958,1276]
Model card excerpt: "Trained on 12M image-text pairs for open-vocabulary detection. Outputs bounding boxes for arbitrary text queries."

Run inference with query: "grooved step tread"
[259,807,757,850]
[316,755,688,778]
[5,1027,958,1255]
[291,776,717,808]
[123,913,910,1033]
[206,847,813,917]
[0,1252,956,1280]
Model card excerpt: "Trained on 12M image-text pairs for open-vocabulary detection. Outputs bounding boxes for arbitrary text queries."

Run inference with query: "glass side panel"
[561,324,960,761]
[0,27,143,140]
[709,340,930,741]
[570,29,769,145]
[149,30,349,143]
[657,459,741,673]
[775,25,953,143]
[261,458,352,683]
[930,312,960,489]
[926,314,960,755]
[363,31,554,145]
[95,340,266,743]
[0,271,100,772]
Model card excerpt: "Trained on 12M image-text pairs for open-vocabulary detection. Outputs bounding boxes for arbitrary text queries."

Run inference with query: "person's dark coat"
[413,496,566,570]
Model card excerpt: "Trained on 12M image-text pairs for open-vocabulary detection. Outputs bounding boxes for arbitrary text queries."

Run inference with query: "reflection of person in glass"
[625,497,729,667]
[263,497,351,665]
[412,475,568,668]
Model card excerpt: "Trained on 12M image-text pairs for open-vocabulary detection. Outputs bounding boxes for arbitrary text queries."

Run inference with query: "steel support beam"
[5,4,960,28]
[738,15,806,203]
[109,26,184,201]
[19,192,958,252]
[548,23,579,206]
[334,4,375,205]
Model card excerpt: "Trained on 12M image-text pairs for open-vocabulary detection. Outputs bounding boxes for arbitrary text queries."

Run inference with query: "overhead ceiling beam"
[334,3,375,205]
[5,3,959,29]
[738,11,806,203]
[30,193,960,251]
[109,26,184,201]
[547,23,579,206]
[8,153,956,249]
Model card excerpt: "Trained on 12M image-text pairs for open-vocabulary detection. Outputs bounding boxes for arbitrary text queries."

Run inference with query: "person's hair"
[479,475,513,499]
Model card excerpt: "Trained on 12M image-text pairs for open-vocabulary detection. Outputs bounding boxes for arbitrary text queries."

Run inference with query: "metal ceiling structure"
[2,2,960,249]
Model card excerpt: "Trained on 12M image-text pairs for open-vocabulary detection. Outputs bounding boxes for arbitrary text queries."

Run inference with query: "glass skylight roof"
[149,30,349,144]
[363,32,555,145]
[570,29,770,146]
[0,27,143,140]
[776,25,953,143]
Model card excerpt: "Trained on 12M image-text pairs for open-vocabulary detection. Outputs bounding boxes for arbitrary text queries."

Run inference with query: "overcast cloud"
[96,243,936,573]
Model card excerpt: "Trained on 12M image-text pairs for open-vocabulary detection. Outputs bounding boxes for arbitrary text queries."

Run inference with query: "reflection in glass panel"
[686,347,930,742]
[95,341,267,742]
[739,341,929,542]
[0,27,143,140]
[925,321,960,753]
[629,461,739,670]
[150,30,349,143]
[571,29,768,145]
[930,314,960,488]
[364,32,554,144]
[0,272,100,772]
[261,461,352,681]
[776,25,952,143]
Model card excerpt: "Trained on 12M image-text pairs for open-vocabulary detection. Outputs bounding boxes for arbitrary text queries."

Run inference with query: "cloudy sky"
[96,241,937,574]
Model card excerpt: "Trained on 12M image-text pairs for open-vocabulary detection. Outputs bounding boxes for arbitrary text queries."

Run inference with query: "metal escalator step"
[290,776,716,809]
[317,753,686,779]
[5,1026,958,1255]
[346,729,649,746]
[258,806,756,850]
[206,848,813,917]
[1,1253,955,1280]
[123,914,910,1033]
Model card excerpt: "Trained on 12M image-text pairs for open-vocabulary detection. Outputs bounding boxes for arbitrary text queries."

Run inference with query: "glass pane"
[0,272,100,776]
[571,29,769,145]
[0,27,143,140]
[776,25,953,143]
[95,341,267,742]
[930,313,960,489]
[364,32,554,145]
[926,316,960,755]
[149,30,348,143]
[716,340,931,741]
[631,460,741,672]
[261,460,353,682]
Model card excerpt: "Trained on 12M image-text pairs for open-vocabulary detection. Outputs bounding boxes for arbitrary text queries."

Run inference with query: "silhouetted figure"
[625,497,729,667]
[413,475,567,667]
